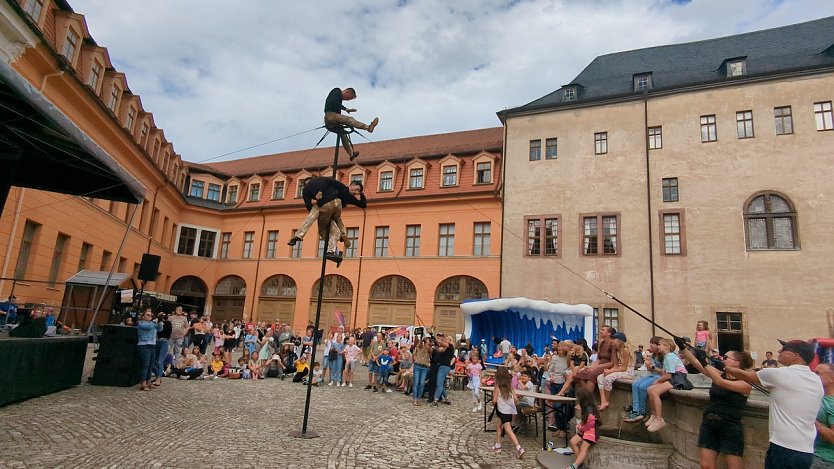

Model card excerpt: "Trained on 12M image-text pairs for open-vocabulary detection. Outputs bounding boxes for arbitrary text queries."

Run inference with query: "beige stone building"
[498,16,834,358]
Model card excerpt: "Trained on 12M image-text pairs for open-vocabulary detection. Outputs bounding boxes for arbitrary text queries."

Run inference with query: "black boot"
[324,251,343,267]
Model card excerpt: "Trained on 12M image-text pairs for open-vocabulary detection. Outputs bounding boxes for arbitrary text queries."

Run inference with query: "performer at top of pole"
[288,177,366,267]
[324,87,379,161]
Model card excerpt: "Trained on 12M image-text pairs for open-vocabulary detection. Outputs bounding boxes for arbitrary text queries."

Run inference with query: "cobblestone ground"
[0,347,544,468]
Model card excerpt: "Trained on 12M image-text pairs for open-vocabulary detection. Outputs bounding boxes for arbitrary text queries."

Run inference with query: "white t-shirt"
[758,364,823,453]
[500,339,511,354]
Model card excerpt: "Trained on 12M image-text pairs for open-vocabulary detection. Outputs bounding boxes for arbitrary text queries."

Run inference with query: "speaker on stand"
[136,254,161,309]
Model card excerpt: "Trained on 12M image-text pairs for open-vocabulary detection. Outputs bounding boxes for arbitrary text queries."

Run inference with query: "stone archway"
[367,275,416,327]
[309,274,353,330]
[258,274,297,324]
[169,275,208,313]
[212,275,246,323]
[434,275,488,337]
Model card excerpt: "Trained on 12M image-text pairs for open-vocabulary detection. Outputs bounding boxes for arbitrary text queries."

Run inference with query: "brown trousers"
[324,112,369,156]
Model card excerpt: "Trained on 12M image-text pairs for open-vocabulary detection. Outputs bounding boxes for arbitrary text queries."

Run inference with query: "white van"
[369,324,426,341]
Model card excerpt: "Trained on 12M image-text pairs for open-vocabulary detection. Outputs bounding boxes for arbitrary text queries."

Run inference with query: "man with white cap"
[725,339,823,469]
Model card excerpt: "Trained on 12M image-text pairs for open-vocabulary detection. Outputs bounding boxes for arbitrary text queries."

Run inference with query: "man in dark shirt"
[288,177,367,266]
[324,87,379,160]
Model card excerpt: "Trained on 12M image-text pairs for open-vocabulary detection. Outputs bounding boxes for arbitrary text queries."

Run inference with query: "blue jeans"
[412,364,429,401]
[434,365,452,401]
[330,355,344,384]
[154,339,168,378]
[632,374,660,414]
[765,443,813,469]
[137,344,155,383]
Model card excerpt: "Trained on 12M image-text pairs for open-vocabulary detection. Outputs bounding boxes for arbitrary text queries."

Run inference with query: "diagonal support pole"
[292,131,342,439]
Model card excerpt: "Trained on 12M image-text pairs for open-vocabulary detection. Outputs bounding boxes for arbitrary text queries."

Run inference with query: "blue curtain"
[469,309,585,358]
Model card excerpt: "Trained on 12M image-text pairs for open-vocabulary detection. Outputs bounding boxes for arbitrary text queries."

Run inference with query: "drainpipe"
[643,91,657,336]
[498,121,508,298]
[0,187,26,297]
[145,181,167,253]
[352,209,367,329]
[39,71,64,92]
[249,209,266,322]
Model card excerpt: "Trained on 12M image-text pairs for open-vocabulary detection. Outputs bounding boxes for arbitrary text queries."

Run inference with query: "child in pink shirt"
[465,354,483,412]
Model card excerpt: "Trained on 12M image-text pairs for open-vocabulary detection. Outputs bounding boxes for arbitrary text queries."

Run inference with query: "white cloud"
[68,0,834,163]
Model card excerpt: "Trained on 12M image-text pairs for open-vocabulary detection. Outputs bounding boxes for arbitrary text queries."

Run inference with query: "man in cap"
[725,339,823,469]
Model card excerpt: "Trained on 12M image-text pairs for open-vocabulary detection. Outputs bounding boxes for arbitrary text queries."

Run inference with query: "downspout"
[145,181,166,253]
[0,187,26,297]
[352,209,367,329]
[498,119,508,298]
[643,91,657,336]
[249,208,266,322]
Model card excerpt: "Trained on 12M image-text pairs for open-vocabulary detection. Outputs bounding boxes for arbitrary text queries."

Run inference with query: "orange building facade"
[0,1,503,336]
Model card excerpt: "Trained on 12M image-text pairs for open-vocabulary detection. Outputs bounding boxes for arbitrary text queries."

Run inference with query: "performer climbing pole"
[291,88,375,439]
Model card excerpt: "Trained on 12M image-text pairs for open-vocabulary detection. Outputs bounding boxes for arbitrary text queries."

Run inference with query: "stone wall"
[601,379,769,468]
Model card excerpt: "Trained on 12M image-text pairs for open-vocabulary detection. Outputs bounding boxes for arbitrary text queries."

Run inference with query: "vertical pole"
[295,132,341,439]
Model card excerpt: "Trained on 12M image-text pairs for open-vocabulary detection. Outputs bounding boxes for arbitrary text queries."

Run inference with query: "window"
[88,61,102,90]
[290,230,302,258]
[13,220,40,279]
[374,226,389,257]
[442,165,457,187]
[726,60,745,77]
[118,257,127,273]
[545,138,558,159]
[220,232,231,259]
[100,250,111,271]
[317,239,325,258]
[228,185,238,204]
[189,181,204,198]
[265,231,278,258]
[582,214,619,255]
[602,308,620,332]
[660,211,685,255]
[473,222,491,256]
[350,174,364,185]
[249,183,260,201]
[594,132,608,155]
[207,183,221,202]
[150,209,160,238]
[238,231,253,258]
[529,140,541,161]
[563,87,576,101]
[476,162,492,184]
[61,29,79,61]
[125,106,136,132]
[272,180,285,200]
[196,231,216,258]
[344,227,359,258]
[700,115,717,142]
[46,233,69,286]
[774,106,793,135]
[634,74,652,92]
[405,225,421,257]
[108,85,120,113]
[716,311,744,354]
[525,216,559,256]
[296,178,309,197]
[379,171,393,191]
[662,177,679,202]
[648,126,662,149]
[736,111,754,139]
[744,192,798,250]
[409,168,424,189]
[177,227,197,255]
[78,242,92,271]
[438,223,455,257]
[140,123,149,145]
[23,0,43,21]
[815,101,834,131]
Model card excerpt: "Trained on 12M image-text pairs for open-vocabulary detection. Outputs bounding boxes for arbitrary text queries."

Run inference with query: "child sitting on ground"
[310,362,323,386]
[248,351,262,380]
[376,348,394,392]
[209,352,225,378]
[238,357,251,379]
[567,387,600,469]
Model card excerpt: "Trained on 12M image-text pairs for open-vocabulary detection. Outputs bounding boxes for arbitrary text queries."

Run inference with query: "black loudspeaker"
[137,253,161,281]
[90,325,142,387]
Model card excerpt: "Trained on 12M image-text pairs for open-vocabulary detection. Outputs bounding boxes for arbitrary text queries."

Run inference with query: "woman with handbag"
[682,347,753,469]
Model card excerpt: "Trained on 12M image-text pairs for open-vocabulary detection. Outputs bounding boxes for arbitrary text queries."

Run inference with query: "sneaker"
[287,236,301,246]
[477,402,483,411]
[546,441,555,451]
[647,419,666,433]
[547,424,559,431]
[348,383,353,388]
[472,405,478,412]
[324,251,343,267]
[179,375,188,380]
[443,399,451,405]
[490,443,502,453]
[350,151,359,161]
[623,412,644,423]
[515,445,525,459]
[364,385,372,390]
[372,387,378,393]
[644,414,658,427]
[431,401,438,407]
[328,381,333,386]
[384,388,392,393]
[368,117,379,133]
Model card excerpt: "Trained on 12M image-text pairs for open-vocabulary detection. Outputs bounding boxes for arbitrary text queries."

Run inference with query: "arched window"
[744,192,798,250]
[215,275,247,296]
[170,275,208,297]
[370,275,416,301]
[435,276,488,303]
[310,275,353,299]
[260,275,297,297]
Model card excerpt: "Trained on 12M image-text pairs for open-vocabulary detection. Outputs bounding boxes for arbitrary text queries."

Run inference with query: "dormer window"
[634,73,652,92]
[108,85,120,112]
[563,86,576,102]
[297,178,309,197]
[61,29,79,61]
[228,185,238,204]
[89,61,102,90]
[727,59,746,77]
[249,183,261,201]
[272,180,285,200]
[24,0,44,22]
[125,106,136,132]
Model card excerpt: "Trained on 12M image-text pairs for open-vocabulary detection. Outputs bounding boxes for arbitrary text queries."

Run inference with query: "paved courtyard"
[0,347,547,468]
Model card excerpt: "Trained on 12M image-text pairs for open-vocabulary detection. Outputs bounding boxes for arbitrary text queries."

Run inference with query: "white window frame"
[174,223,220,258]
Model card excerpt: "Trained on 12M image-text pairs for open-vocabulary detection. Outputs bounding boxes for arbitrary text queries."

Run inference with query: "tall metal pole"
[292,131,341,439]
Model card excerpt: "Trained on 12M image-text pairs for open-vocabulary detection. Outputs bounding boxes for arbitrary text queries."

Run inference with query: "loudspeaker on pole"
[137,254,161,281]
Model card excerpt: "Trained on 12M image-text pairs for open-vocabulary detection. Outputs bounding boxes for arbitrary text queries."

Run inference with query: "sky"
[69,0,834,164]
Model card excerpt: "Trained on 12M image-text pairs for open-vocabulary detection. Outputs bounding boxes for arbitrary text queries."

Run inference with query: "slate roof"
[504,16,834,116]
[195,127,504,178]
